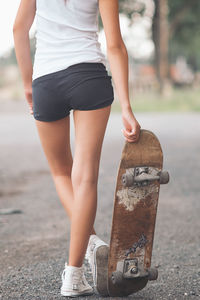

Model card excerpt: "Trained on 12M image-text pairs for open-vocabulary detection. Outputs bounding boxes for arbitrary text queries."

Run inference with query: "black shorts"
[32,62,114,122]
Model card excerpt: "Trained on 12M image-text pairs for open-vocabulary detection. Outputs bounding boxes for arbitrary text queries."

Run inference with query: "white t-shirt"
[32,0,107,81]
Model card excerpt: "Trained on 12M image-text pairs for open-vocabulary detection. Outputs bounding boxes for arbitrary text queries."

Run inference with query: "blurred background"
[0,0,200,111]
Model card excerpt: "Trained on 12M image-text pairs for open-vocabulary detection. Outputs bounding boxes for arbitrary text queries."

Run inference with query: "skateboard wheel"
[159,171,169,184]
[122,173,134,187]
[111,271,123,285]
[148,268,158,281]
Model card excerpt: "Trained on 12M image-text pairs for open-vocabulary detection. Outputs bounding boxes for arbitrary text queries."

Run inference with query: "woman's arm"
[13,0,36,113]
[99,0,140,142]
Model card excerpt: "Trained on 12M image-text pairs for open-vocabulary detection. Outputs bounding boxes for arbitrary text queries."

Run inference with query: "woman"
[13,0,141,297]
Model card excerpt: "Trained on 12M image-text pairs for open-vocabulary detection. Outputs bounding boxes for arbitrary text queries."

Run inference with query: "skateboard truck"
[111,258,158,285]
[122,166,169,187]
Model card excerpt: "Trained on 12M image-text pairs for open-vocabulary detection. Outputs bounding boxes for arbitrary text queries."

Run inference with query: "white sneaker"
[85,234,109,295]
[61,263,93,297]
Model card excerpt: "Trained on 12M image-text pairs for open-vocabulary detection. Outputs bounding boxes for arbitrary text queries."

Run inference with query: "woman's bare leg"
[34,115,96,235]
[69,105,112,267]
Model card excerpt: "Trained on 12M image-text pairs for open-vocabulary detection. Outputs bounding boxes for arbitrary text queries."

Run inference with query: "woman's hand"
[24,86,33,115]
[121,106,141,143]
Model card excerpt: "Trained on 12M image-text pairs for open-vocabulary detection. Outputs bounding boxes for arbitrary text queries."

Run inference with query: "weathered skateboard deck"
[105,129,169,297]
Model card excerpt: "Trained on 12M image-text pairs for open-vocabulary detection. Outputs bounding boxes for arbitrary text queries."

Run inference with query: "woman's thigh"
[71,105,112,185]
[34,115,73,176]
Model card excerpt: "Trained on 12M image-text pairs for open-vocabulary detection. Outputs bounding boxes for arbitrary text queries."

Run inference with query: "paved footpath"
[0,100,200,299]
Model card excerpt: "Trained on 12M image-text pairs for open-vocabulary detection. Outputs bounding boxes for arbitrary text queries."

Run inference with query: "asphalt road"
[0,99,200,299]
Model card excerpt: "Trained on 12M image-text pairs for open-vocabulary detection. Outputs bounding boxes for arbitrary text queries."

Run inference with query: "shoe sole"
[93,245,109,296]
[61,289,93,297]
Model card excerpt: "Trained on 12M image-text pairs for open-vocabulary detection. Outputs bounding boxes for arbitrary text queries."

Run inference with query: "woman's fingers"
[125,129,137,137]
[121,128,140,143]
[122,129,138,138]
[121,108,141,143]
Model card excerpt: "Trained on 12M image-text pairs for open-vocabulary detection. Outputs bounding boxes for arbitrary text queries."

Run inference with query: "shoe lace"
[85,242,95,265]
[86,241,96,257]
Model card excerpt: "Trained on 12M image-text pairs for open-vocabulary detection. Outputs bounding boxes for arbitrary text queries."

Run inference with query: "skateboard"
[96,129,169,297]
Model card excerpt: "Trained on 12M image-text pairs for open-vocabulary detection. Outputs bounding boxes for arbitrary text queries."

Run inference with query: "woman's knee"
[71,164,98,187]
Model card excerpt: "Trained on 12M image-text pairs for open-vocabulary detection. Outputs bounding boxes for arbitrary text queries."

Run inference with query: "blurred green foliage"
[168,0,200,71]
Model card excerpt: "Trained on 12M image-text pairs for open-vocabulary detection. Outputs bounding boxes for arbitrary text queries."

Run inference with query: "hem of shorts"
[33,112,70,122]
[73,98,114,111]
